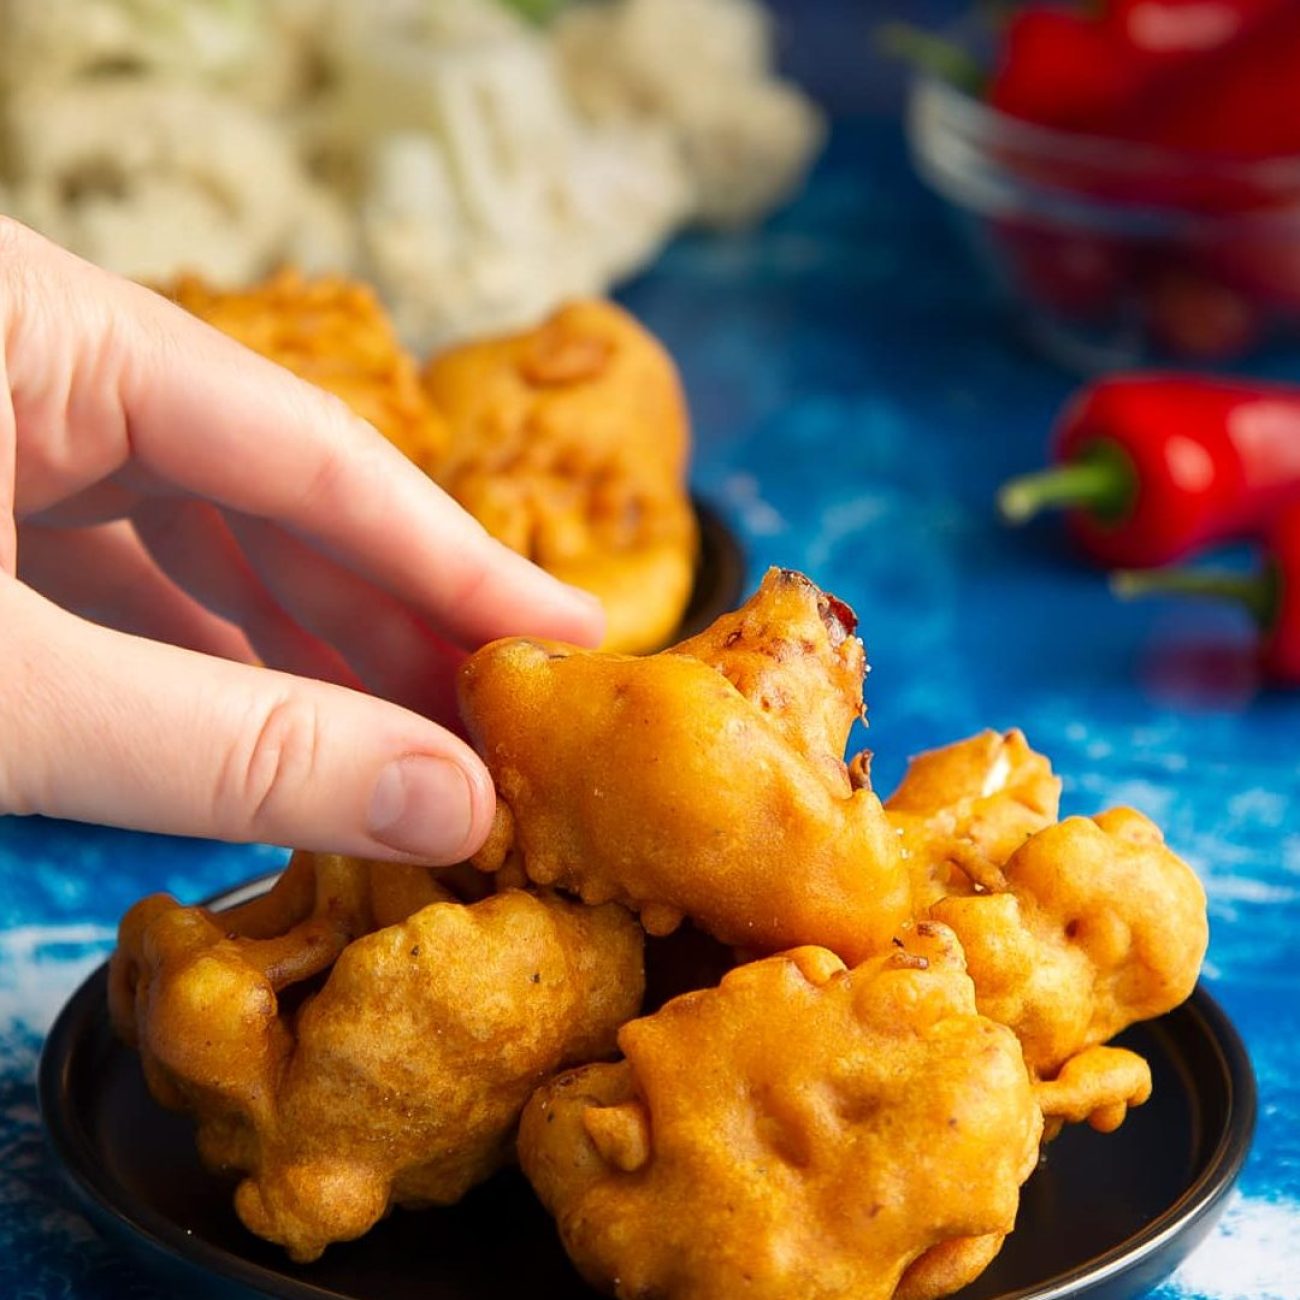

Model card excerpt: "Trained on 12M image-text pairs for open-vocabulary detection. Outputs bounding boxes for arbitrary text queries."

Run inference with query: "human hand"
[0,219,604,862]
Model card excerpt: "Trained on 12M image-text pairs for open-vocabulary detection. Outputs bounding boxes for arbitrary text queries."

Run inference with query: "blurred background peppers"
[900,0,1300,370]
[892,3,1300,679]
[1002,373,1300,683]
[999,375,1300,567]
[993,0,1300,150]
[1114,503,1300,684]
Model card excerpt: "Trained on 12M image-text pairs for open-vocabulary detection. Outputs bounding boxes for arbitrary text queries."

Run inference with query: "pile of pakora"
[112,566,1208,1295]
[167,271,697,653]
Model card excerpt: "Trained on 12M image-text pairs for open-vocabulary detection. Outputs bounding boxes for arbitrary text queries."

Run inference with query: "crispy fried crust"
[672,569,866,791]
[111,855,643,1262]
[166,268,450,472]
[1034,1045,1153,1135]
[519,926,1042,1300]
[424,299,697,653]
[885,729,1061,910]
[108,850,429,1052]
[927,808,1206,1127]
[459,568,910,962]
[883,736,1205,1134]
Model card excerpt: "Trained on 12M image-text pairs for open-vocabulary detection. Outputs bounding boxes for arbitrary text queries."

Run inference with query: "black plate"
[678,496,746,642]
[40,871,1254,1300]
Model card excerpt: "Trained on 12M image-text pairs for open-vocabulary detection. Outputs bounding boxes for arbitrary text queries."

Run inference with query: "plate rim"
[40,881,1255,1300]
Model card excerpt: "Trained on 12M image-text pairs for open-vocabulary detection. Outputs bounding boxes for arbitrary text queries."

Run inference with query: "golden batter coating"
[671,570,866,791]
[424,299,698,653]
[459,567,910,962]
[166,268,450,472]
[519,925,1043,1300]
[885,729,1061,910]
[111,855,643,1262]
[108,850,426,1054]
[1034,1045,1154,1136]
[929,807,1207,1127]
[106,550,1212,1273]
[880,735,1204,1134]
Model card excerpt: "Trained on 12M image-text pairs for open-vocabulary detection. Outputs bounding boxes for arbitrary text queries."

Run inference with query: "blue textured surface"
[5,27,1300,1300]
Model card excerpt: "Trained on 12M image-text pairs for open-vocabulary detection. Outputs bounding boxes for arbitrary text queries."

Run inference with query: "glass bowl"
[906,69,1300,372]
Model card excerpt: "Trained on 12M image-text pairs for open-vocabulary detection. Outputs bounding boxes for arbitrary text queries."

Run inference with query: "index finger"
[8,222,605,651]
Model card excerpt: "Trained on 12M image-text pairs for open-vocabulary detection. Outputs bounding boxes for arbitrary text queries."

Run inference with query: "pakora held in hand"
[929,807,1207,1128]
[166,268,450,473]
[519,924,1043,1300]
[111,853,643,1262]
[460,567,910,962]
[424,299,698,653]
[885,729,1061,910]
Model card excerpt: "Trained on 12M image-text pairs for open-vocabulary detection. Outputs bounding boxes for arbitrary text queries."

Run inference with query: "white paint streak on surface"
[1167,1193,1300,1300]
[0,925,114,1048]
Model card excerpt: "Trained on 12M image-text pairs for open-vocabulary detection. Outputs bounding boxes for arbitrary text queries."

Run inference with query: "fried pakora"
[929,807,1207,1130]
[424,299,698,653]
[885,729,1061,910]
[166,268,450,473]
[930,806,1208,1073]
[460,567,910,962]
[519,925,1043,1300]
[109,849,416,1055]
[882,734,1205,1133]
[111,853,643,1261]
[171,275,699,652]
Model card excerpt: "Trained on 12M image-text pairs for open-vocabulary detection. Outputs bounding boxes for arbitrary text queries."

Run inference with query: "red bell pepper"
[999,374,1300,567]
[1113,501,1300,683]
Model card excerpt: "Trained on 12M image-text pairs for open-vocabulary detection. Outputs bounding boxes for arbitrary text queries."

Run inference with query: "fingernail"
[367,756,474,861]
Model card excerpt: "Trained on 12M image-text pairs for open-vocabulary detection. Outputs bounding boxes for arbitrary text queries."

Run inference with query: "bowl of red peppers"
[900,1,1300,371]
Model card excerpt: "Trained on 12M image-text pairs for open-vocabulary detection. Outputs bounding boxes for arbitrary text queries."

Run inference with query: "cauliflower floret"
[556,0,826,228]
[0,0,307,107]
[5,80,349,285]
[324,1,688,348]
[0,0,821,344]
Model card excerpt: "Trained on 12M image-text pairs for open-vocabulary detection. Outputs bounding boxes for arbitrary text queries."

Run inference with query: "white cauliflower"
[326,0,689,348]
[556,0,826,228]
[0,0,820,346]
[0,0,301,105]
[5,81,350,285]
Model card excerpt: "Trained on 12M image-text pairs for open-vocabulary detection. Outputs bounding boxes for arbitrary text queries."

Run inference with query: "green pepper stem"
[877,23,988,94]
[1110,567,1277,626]
[997,453,1135,526]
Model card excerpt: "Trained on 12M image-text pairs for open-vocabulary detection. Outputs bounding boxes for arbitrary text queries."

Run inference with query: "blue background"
[2,2,1298,1295]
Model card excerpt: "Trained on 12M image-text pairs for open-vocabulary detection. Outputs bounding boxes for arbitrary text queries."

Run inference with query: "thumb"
[0,579,493,862]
